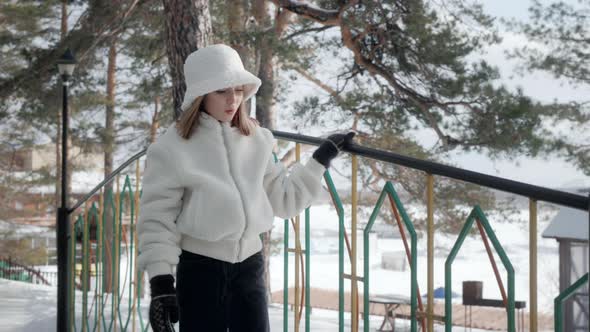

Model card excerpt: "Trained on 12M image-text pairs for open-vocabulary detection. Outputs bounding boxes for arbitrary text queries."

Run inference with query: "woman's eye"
[215,88,243,94]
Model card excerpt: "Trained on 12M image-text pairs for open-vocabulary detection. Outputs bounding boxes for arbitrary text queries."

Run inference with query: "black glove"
[149,274,179,332]
[312,131,356,168]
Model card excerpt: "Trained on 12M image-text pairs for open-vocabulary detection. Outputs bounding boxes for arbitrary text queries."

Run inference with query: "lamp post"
[56,48,76,332]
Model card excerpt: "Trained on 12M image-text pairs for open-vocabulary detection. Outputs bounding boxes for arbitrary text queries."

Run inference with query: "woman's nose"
[227,90,237,105]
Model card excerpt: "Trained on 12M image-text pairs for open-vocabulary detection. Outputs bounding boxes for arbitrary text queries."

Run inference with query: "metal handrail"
[271,130,588,210]
[69,149,147,213]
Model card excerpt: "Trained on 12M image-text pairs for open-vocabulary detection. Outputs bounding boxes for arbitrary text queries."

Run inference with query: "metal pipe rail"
[271,130,588,210]
[70,149,147,213]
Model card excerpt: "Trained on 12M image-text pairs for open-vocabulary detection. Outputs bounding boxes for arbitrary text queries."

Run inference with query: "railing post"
[132,160,141,332]
[351,154,359,332]
[57,207,70,332]
[529,199,537,332]
[113,174,121,332]
[305,207,311,332]
[97,189,104,332]
[426,174,434,332]
[283,216,289,332]
[82,203,90,332]
[294,143,301,332]
[69,214,76,330]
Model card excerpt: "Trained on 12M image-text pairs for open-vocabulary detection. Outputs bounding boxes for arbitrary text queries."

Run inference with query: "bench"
[464,298,527,332]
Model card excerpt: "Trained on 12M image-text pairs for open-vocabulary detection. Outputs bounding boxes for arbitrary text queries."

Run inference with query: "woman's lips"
[225,110,234,114]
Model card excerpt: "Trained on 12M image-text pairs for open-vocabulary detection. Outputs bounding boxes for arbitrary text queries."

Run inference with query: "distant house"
[542,205,589,332]
[3,142,102,172]
[1,143,104,221]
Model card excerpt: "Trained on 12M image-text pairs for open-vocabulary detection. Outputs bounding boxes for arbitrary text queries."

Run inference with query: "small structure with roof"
[542,203,589,332]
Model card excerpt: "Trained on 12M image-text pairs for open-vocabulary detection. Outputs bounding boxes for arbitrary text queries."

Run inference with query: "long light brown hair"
[175,94,259,139]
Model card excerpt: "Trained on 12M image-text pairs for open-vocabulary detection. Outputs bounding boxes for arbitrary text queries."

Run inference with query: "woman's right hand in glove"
[312,131,356,168]
[149,274,178,332]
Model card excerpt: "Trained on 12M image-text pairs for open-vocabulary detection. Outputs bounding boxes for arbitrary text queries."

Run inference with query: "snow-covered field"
[0,279,494,332]
[1,201,562,331]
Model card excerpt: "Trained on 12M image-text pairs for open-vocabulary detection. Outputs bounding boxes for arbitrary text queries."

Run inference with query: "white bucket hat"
[180,44,262,112]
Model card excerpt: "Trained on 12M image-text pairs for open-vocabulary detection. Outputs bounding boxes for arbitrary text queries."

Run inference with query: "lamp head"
[57,48,77,79]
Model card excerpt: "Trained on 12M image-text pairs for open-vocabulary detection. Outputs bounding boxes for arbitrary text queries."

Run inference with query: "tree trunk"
[253,0,292,302]
[162,0,212,120]
[255,53,276,129]
[227,0,255,115]
[226,0,248,63]
[253,0,275,129]
[103,39,117,293]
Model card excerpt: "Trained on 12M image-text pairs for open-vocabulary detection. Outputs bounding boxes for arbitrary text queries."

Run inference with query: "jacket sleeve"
[263,151,327,220]
[137,142,184,280]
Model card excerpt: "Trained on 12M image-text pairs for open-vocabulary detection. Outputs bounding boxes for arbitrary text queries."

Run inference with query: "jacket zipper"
[219,123,249,262]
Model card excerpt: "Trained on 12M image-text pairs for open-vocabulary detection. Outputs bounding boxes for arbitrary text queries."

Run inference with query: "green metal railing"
[444,205,515,331]
[67,156,147,332]
[363,181,418,332]
[554,273,589,331]
[61,129,589,332]
[324,170,347,331]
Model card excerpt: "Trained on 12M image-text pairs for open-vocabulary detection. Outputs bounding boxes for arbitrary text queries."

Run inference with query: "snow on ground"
[0,279,491,332]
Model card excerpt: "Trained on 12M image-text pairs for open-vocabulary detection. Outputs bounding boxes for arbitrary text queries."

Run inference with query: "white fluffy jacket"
[137,112,326,279]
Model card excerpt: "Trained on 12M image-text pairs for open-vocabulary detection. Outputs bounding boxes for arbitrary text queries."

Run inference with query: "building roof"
[542,206,589,242]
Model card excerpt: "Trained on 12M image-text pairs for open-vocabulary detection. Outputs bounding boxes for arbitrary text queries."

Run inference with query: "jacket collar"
[199,111,231,129]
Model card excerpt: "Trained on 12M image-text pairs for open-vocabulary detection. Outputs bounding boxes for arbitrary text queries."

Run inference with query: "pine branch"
[0,0,144,100]
[276,0,450,146]
[284,63,345,104]
[283,25,334,40]
[270,0,341,25]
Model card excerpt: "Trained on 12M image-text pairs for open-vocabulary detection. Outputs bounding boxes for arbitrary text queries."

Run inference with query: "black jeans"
[176,250,269,332]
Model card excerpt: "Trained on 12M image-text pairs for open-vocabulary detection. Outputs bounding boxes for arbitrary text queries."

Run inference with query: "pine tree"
[116,1,174,145]
[508,0,589,175]
[162,0,212,119]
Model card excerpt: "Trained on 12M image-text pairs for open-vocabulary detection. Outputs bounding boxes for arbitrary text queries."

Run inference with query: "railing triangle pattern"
[363,181,419,332]
[444,205,516,332]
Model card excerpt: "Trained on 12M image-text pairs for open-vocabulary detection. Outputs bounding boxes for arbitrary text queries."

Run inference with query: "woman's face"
[203,86,244,122]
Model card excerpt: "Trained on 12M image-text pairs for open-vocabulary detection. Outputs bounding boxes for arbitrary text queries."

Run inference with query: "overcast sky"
[429,0,588,189]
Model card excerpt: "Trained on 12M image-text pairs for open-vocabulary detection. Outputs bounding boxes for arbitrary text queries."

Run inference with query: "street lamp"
[56,48,76,332]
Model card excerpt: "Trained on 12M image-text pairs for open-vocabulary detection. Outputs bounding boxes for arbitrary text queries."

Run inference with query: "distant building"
[3,142,102,172]
[542,205,589,332]
[1,143,104,221]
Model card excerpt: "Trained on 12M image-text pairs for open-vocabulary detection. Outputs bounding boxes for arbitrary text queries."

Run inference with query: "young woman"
[138,44,354,332]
